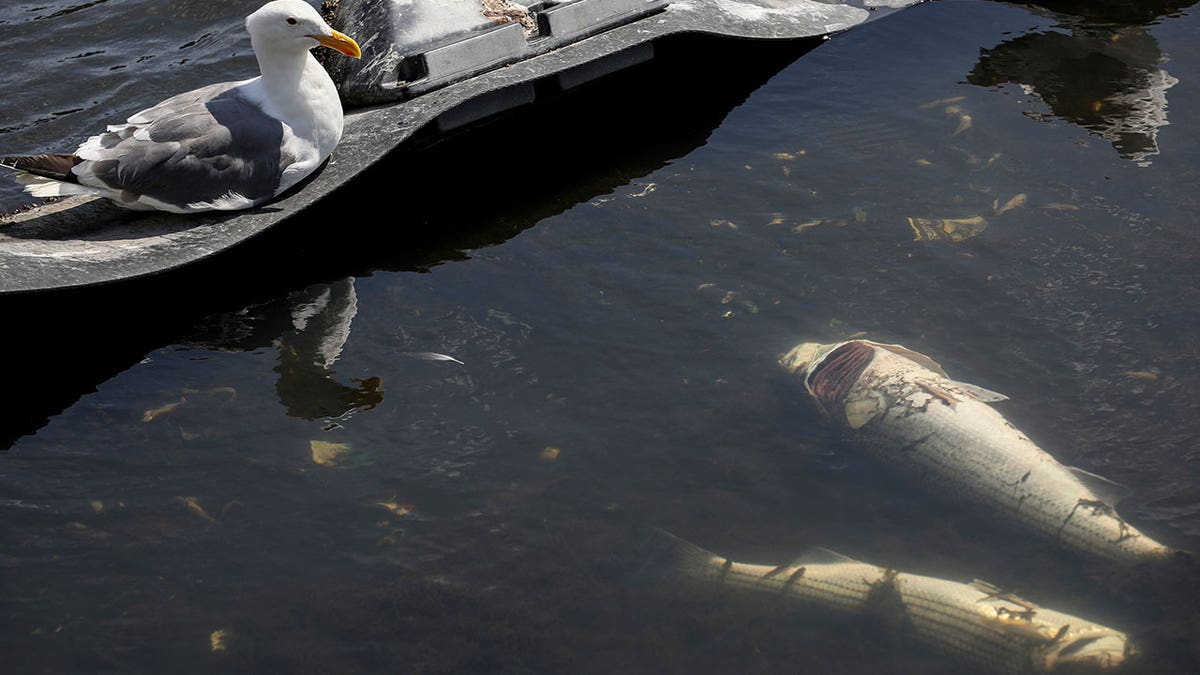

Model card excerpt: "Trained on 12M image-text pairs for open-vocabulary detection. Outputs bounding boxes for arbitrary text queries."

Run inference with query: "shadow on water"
[0,34,821,450]
[971,0,1198,164]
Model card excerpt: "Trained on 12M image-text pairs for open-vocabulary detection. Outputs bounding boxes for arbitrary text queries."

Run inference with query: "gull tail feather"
[14,173,96,199]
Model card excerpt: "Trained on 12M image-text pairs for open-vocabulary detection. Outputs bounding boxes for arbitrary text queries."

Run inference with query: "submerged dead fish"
[779,339,1173,563]
[650,530,1134,674]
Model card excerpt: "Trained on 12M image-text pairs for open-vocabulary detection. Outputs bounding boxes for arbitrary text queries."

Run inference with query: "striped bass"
[779,339,1172,563]
[651,530,1134,673]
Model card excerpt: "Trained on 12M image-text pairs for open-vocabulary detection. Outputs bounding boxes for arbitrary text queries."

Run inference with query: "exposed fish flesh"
[779,339,1172,563]
[650,530,1134,674]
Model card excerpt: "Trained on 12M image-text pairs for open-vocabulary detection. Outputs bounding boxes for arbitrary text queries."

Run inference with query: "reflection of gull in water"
[968,24,1178,165]
[289,279,359,369]
[1055,65,1175,165]
[183,277,382,420]
[274,277,384,420]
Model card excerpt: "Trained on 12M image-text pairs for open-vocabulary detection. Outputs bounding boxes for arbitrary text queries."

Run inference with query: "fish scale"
[652,530,1132,673]
[781,339,1173,563]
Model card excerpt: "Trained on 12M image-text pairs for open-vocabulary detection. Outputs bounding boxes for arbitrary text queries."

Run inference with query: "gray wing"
[124,82,241,125]
[78,87,291,209]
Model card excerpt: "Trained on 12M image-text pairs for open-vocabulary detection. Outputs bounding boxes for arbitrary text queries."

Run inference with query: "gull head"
[246,0,361,59]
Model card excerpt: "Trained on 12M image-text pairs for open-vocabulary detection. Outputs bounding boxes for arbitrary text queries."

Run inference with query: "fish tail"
[636,527,723,582]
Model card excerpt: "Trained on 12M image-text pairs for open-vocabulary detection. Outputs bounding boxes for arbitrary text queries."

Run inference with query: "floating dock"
[0,0,920,294]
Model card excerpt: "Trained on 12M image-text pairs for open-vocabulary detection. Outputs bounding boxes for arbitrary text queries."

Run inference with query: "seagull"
[0,0,361,213]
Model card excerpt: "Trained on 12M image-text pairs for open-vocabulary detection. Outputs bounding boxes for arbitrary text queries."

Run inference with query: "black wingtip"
[0,154,82,182]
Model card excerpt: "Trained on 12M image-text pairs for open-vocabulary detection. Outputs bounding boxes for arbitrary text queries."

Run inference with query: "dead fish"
[779,340,1173,563]
[649,530,1134,674]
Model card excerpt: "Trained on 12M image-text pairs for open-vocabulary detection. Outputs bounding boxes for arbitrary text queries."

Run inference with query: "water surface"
[1,1,1199,673]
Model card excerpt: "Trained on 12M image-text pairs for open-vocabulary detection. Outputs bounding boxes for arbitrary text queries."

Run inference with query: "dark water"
[2,0,1199,673]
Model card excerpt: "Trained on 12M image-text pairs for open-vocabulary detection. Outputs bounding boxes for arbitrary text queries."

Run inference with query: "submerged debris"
[952,113,973,136]
[210,627,232,653]
[311,440,354,468]
[1123,370,1159,382]
[629,183,657,198]
[919,95,966,109]
[182,386,237,397]
[792,218,847,233]
[176,496,217,524]
[942,104,973,136]
[376,499,415,516]
[142,397,187,423]
[908,215,989,242]
[993,193,1027,215]
[141,387,237,423]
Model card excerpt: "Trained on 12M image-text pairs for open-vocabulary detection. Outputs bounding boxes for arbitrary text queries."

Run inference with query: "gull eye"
[286,17,298,25]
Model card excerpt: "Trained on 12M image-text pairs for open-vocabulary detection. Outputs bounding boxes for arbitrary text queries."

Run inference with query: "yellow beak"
[310,30,361,59]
